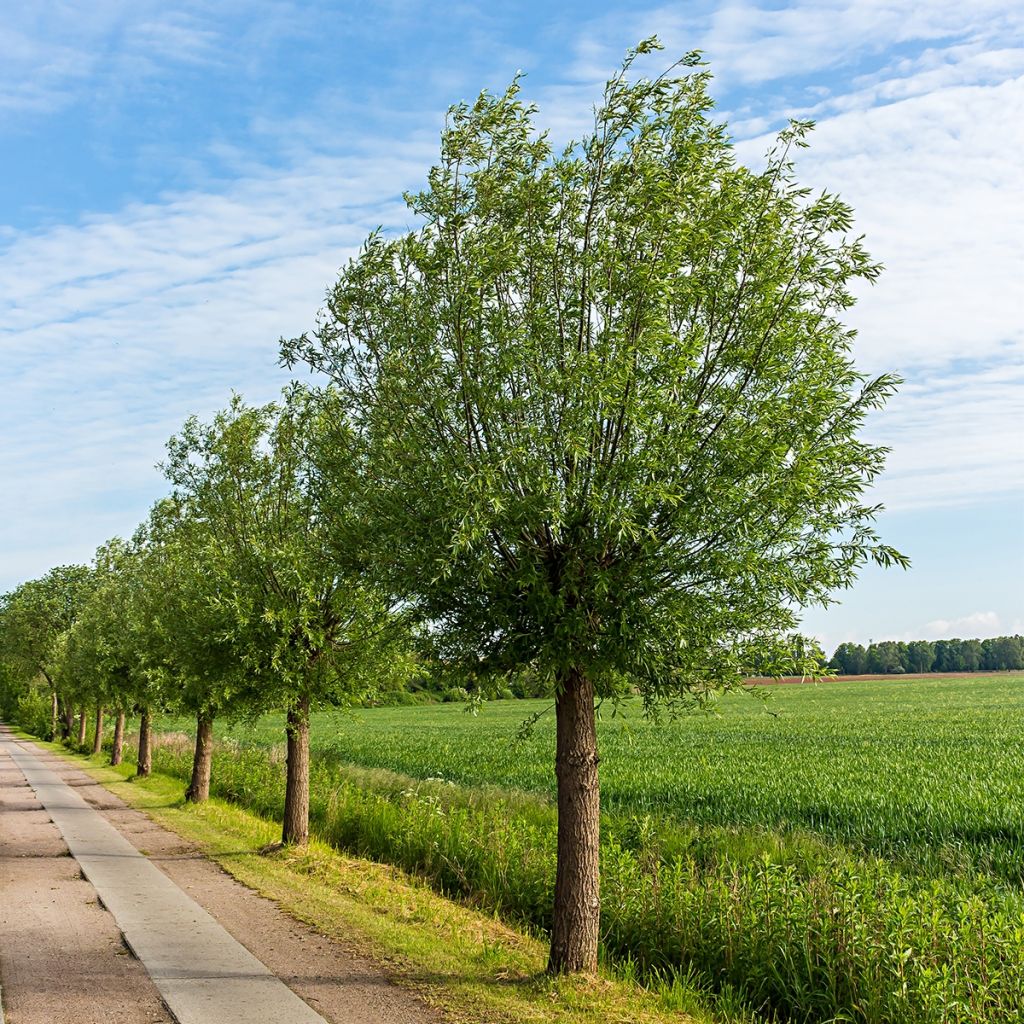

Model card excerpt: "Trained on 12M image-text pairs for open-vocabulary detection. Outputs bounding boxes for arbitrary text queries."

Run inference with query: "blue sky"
[1,0,1021,654]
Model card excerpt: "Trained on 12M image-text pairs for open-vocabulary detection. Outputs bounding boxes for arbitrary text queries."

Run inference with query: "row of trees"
[829,636,1024,675]
[0,43,906,974]
[1,395,411,842]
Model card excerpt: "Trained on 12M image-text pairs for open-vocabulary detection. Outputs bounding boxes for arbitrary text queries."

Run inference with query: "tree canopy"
[283,42,906,971]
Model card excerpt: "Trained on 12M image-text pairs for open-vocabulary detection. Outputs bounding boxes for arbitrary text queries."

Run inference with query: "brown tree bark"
[136,707,153,778]
[77,709,88,747]
[61,702,74,741]
[111,711,126,766]
[50,691,59,742]
[282,694,311,846]
[184,712,213,803]
[92,704,105,755]
[547,665,601,975]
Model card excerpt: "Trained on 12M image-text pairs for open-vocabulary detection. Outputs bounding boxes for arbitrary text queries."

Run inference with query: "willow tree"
[137,498,244,801]
[163,391,405,844]
[283,42,906,973]
[62,539,149,766]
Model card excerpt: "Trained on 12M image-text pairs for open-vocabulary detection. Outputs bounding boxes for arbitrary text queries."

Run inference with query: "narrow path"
[0,733,172,1024]
[0,728,436,1024]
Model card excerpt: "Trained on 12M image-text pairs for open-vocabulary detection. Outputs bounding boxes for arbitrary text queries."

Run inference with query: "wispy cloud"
[865,361,1024,511]
[1,0,1022,597]
[922,610,1003,639]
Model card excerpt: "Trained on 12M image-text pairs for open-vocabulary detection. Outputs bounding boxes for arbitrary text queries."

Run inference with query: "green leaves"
[287,42,904,697]
[160,390,409,718]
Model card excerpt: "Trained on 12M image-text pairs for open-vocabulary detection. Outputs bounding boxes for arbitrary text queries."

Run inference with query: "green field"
[198,674,1024,874]
[147,673,1024,1024]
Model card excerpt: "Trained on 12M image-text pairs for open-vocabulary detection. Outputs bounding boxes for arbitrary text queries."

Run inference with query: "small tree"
[137,498,244,801]
[0,565,94,739]
[283,43,906,972]
[61,539,152,765]
[163,392,406,843]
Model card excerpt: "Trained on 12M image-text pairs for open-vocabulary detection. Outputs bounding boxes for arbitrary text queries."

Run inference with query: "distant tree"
[830,642,868,675]
[905,639,934,674]
[983,635,1024,671]
[0,565,94,739]
[867,641,903,674]
[283,44,905,972]
[933,639,963,673]
[961,638,984,673]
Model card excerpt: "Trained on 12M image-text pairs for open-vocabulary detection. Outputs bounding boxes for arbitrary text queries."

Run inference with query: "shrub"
[16,686,53,740]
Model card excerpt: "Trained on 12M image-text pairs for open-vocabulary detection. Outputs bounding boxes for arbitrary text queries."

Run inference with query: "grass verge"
[28,735,725,1024]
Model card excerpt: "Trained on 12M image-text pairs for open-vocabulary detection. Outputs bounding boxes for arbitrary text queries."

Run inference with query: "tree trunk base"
[282,695,311,846]
[185,713,213,803]
[111,711,126,766]
[136,707,153,778]
[547,666,601,975]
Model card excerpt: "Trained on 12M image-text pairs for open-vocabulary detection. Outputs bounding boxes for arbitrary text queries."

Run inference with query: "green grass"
[179,674,1024,878]
[135,674,1024,1023]
[31,735,729,1024]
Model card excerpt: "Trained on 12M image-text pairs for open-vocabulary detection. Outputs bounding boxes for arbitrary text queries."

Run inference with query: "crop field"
[148,673,1024,1023]
[193,674,1024,873]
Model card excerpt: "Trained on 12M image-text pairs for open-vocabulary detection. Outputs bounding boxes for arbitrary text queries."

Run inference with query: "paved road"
[0,727,328,1024]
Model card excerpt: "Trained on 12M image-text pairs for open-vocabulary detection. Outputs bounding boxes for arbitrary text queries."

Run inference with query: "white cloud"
[1,0,1022,596]
[795,77,1024,364]
[0,136,435,590]
[0,1,305,121]
[864,361,1024,510]
[921,610,1003,639]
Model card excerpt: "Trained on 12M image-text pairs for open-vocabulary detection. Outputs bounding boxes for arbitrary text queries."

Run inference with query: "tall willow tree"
[283,43,906,972]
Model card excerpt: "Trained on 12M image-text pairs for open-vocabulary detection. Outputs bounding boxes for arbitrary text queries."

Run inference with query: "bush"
[15,686,53,740]
[375,689,433,707]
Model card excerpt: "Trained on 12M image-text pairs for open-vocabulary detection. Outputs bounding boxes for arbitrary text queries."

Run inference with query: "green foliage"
[283,48,904,697]
[829,636,1024,675]
[58,538,150,717]
[14,682,54,737]
[161,392,409,718]
[131,497,247,720]
[0,564,94,688]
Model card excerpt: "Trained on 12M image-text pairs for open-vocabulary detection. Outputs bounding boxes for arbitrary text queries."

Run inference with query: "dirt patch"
[745,671,1018,684]
[20,745,440,1024]
[0,744,172,1024]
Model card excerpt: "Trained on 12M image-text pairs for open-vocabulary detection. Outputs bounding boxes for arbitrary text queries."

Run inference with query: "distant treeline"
[829,635,1024,675]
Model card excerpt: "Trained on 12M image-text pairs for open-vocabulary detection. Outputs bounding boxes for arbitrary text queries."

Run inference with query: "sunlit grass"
[140,673,1024,1023]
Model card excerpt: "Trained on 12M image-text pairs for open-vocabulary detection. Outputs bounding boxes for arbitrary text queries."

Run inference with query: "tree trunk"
[111,711,126,766]
[185,712,213,803]
[50,691,58,742]
[136,707,152,778]
[282,694,311,846]
[92,704,105,755]
[61,701,74,740]
[547,665,601,975]
[77,709,88,747]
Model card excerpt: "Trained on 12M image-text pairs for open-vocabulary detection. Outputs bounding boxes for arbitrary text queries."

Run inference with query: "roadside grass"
[26,674,1024,1023]
[29,734,732,1024]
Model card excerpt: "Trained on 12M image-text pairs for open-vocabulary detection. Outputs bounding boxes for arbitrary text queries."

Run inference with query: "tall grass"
[189,676,1024,882]
[135,693,1024,1024]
